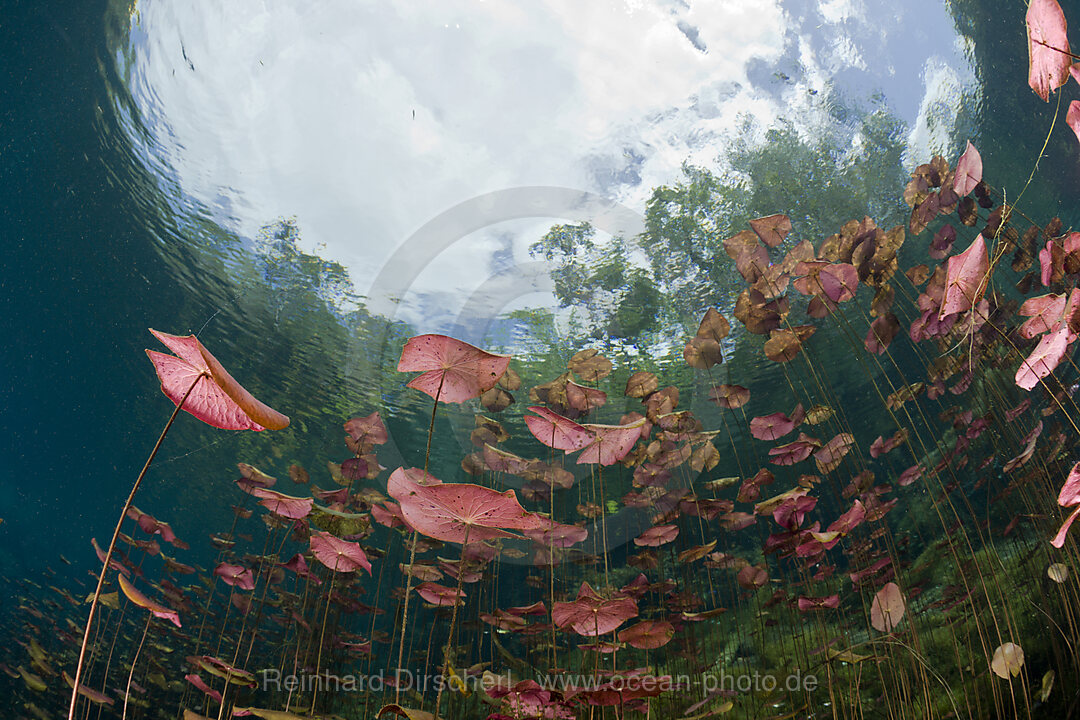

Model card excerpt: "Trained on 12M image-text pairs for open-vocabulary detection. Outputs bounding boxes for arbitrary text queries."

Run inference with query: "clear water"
[3,0,1080,718]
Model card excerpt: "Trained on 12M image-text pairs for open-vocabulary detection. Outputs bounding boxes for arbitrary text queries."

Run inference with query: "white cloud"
[116,0,976,334]
[906,53,979,168]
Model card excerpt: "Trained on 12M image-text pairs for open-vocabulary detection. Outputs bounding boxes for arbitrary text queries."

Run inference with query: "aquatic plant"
[66,330,288,720]
[9,5,1080,720]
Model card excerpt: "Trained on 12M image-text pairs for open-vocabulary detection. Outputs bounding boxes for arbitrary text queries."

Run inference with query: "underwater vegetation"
[8,3,1080,720]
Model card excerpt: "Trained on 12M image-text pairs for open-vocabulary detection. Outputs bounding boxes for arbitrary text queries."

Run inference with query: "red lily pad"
[185,674,222,703]
[737,565,768,590]
[737,468,776,503]
[126,507,180,545]
[865,313,901,354]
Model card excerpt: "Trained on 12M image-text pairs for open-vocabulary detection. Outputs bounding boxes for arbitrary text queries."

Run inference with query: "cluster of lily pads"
[30,125,1080,719]
[7,3,1080,718]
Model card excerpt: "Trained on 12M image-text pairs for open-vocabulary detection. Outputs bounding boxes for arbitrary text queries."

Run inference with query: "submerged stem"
[396,374,445,703]
[311,570,338,712]
[121,614,152,720]
[67,373,203,720]
[433,523,471,720]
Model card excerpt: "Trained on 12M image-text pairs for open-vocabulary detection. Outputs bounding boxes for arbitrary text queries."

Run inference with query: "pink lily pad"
[870,582,906,632]
[750,410,799,441]
[1016,323,1070,390]
[344,412,389,445]
[633,524,679,547]
[247,488,313,520]
[897,465,923,487]
[939,235,988,320]
[1059,462,1080,507]
[827,499,866,534]
[185,674,222,703]
[1051,463,1080,547]
[415,582,466,607]
[749,214,792,247]
[1026,0,1072,101]
[309,531,372,574]
[797,595,840,612]
[213,563,254,591]
[524,406,594,451]
[577,418,646,466]
[280,553,322,585]
[1051,506,1080,548]
[768,433,819,465]
[388,467,544,544]
[126,506,180,545]
[813,432,855,472]
[1069,100,1080,145]
[146,329,289,431]
[552,582,639,636]
[371,502,408,529]
[1018,293,1067,339]
[524,519,589,548]
[63,672,114,706]
[397,334,510,403]
[953,141,982,196]
[709,384,750,409]
[618,620,675,649]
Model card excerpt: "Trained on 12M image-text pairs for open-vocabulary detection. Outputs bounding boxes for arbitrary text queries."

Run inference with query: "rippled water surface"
[4,0,1080,718]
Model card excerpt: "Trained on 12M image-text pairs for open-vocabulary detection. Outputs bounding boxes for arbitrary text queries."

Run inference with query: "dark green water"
[4,1,1080,718]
